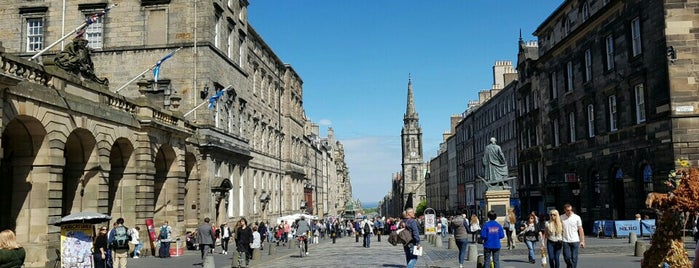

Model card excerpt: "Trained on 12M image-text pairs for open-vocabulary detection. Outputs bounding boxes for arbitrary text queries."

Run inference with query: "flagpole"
[114,47,182,94]
[183,100,209,117]
[30,4,117,61]
[183,85,233,117]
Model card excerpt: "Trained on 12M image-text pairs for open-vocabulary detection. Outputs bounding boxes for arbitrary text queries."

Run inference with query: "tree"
[415,199,427,217]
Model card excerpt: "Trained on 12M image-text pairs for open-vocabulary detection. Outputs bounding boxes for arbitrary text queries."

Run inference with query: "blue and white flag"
[152,48,179,82]
[208,89,226,109]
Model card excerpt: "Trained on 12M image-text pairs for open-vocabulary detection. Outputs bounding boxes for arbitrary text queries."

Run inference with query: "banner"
[60,223,94,268]
[603,220,615,237]
[613,220,641,237]
[146,218,156,256]
[640,219,656,236]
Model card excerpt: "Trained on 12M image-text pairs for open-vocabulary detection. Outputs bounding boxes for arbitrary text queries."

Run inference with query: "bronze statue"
[481,137,512,190]
[55,37,109,85]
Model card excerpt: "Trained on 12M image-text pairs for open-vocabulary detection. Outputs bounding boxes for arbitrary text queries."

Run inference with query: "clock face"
[410,151,416,157]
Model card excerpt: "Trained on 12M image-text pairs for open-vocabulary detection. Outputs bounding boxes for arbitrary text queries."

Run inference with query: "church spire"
[405,74,418,120]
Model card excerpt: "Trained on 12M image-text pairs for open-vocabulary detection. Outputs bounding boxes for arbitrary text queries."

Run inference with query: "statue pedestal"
[485,190,511,243]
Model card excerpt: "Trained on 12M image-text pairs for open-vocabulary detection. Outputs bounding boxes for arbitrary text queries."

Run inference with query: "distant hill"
[362,201,378,209]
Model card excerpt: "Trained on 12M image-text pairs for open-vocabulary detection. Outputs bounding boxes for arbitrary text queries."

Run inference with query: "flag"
[152,49,177,82]
[85,5,112,26]
[208,89,226,109]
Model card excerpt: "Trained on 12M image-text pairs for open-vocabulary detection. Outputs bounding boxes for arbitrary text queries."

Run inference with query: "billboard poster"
[60,223,94,268]
[424,209,436,235]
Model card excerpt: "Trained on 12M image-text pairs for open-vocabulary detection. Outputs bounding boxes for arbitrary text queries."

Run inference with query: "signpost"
[424,208,436,235]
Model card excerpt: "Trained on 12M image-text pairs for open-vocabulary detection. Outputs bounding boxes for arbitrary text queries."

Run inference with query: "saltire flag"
[208,89,226,109]
[152,49,178,82]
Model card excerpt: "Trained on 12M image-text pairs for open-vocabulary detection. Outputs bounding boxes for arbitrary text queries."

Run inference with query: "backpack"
[159,226,168,240]
[363,222,371,234]
[111,226,130,249]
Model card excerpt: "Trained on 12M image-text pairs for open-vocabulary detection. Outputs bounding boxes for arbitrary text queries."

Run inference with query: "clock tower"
[401,75,426,210]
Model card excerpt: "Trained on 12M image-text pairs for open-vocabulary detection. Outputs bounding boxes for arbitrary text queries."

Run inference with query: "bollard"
[477,254,485,268]
[435,235,443,248]
[268,244,276,255]
[428,235,433,244]
[629,232,637,244]
[448,236,457,249]
[467,244,479,261]
[252,248,260,260]
[634,241,646,257]
[203,255,215,268]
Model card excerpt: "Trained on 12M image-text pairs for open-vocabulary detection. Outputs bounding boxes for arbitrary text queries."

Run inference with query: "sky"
[247,1,563,206]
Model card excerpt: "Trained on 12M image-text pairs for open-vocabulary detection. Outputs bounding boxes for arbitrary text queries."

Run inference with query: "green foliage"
[364,207,377,214]
[415,199,427,217]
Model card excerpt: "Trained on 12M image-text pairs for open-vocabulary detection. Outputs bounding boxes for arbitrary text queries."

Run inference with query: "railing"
[0,54,50,85]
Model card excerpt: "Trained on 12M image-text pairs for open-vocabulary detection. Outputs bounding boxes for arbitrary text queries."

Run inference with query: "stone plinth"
[485,189,511,243]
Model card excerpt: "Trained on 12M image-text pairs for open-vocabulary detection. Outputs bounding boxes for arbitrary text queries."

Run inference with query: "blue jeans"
[546,240,563,268]
[363,233,371,248]
[403,244,418,268]
[562,241,580,268]
[524,239,537,262]
[441,226,447,237]
[133,242,144,257]
[483,248,500,268]
[455,238,468,264]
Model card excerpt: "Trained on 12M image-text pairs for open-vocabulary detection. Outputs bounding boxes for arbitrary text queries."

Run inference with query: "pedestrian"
[542,209,564,268]
[505,208,516,250]
[234,217,253,268]
[469,214,481,242]
[451,214,470,268]
[361,216,373,248]
[0,229,24,268]
[108,218,132,268]
[375,218,383,242]
[331,219,340,244]
[130,226,143,258]
[219,222,231,255]
[93,226,109,268]
[157,221,172,258]
[519,213,541,263]
[283,221,291,245]
[402,208,422,268]
[480,210,505,268]
[258,222,267,250]
[440,215,449,237]
[196,217,215,260]
[561,203,585,268]
[251,225,261,256]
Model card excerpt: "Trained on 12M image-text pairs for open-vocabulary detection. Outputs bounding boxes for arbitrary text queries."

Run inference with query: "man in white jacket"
[361,216,374,248]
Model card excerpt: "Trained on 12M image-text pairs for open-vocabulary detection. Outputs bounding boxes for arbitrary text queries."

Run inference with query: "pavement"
[122,234,696,268]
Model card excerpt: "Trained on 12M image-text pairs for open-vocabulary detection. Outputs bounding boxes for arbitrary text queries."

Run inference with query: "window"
[146,9,166,45]
[238,34,245,67]
[227,25,233,57]
[584,49,592,82]
[635,84,646,123]
[566,61,574,92]
[569,112,576,142]
[582,2,590,21]
[26,18,44,52]
[550,71,558,99]
[587,104,595,137]
[214,12,221,48]
[83,13,103,49]
[553,118,560,147]
[605,35,615,70]
[631,17,642,56]
[608,95,617,131]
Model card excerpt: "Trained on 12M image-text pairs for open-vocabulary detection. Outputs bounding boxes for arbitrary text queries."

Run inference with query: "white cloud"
[343,136,402,203]
[318,119,332,126]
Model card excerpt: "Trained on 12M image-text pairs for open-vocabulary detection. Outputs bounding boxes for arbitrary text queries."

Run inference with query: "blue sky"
[248,1,562,205]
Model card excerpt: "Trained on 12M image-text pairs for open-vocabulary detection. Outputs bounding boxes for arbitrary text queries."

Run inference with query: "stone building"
[517,0,699,222]
[0,0,351,266]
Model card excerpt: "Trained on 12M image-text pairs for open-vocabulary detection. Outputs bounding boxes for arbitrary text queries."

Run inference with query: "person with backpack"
[157,221,172,258]
[108,218,132,268]
[360,216,373,248]
[402,208,421,268]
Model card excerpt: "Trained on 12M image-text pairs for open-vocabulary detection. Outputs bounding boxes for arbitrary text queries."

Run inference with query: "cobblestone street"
[123,234,696,267]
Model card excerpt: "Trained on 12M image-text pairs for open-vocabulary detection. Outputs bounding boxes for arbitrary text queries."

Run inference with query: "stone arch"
[0,116,46,231]
[153,144,177,225]
[62,128,98,216]
[183,152,198,229]
[107,137,134,218]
